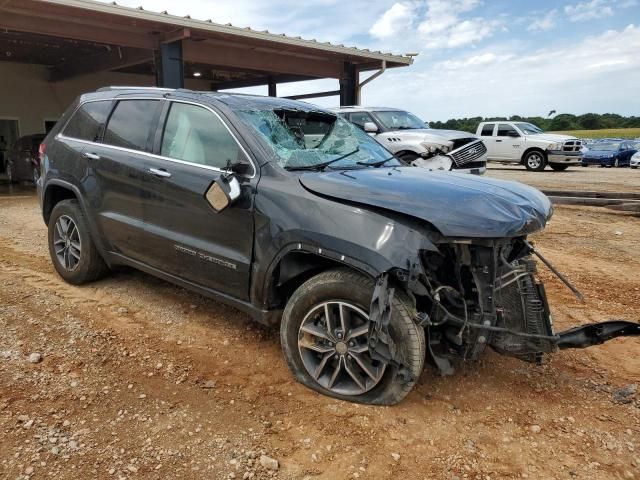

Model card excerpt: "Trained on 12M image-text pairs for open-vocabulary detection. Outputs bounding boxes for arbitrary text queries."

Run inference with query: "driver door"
[140,100,256,300]
[494,123,521,160]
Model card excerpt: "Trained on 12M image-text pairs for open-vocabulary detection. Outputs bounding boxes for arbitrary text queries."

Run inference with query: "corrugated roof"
[38,0,413,66]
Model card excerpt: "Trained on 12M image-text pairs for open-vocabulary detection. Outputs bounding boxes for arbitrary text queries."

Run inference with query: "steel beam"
[158,40,184,88]
[339,62,358,106]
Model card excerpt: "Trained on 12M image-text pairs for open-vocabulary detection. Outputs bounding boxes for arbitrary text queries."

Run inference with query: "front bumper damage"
[368,238,639,377]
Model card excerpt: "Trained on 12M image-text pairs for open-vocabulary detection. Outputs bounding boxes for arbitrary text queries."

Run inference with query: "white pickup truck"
[476,121,584,171]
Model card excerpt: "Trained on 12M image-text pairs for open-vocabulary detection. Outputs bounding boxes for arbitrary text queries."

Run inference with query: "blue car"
[581,141,638,167]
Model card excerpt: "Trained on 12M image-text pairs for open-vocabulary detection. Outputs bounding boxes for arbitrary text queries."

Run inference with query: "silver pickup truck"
[335,107,487,175]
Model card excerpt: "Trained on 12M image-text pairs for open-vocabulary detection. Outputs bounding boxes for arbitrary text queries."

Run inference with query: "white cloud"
[565,0,614,21]
[369,3,415,38]
[527,9,558,32]
[361,24,640,120]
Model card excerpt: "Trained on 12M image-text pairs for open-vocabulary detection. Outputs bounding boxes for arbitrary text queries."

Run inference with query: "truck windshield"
[237,109,400,170]
[373,110,426,130]
[515,122,544,134]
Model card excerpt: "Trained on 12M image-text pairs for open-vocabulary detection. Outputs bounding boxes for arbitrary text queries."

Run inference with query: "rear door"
[87,98,163,260]
[139,100,256,300]
[479,123,498,159]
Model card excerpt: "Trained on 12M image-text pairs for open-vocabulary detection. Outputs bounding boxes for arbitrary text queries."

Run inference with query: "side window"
[497,123,519,137]
[480,124,495,136]
[161,102,243,169]
[63,101,113,142]
[103,100,161,152]
[349,112,375,129]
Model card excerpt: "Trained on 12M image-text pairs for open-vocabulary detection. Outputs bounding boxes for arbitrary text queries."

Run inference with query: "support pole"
[268,76,277,97]
[339,62,358,106]
[157,40,184,88]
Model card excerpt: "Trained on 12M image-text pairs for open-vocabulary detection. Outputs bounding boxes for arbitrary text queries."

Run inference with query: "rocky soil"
[0,186,638,479]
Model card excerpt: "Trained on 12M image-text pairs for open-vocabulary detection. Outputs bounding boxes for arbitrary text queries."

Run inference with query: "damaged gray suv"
[38,88,638,405]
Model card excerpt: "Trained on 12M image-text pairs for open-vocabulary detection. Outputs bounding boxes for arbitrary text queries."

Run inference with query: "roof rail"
[96,86,176,92]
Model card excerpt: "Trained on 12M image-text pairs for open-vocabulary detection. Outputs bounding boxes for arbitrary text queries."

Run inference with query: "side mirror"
[206,174,241,213]
[363,122,378,134]
[507,131,520,137]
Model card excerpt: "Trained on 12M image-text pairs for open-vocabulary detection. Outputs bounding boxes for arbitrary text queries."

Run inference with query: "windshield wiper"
[284,148,360,172]
[356,156,396,168]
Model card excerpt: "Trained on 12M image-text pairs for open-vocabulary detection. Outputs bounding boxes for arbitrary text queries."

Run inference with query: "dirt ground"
[487,164,640,193]
[0,175,639,480]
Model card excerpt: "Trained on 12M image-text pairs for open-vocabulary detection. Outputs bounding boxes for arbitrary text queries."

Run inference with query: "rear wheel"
[6,161,16,184]
[48,199,109,285]
[550,164,569,171]
[280,269,425,405]
[523,151,547,171]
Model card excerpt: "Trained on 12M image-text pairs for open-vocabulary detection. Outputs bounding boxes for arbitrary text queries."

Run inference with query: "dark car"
[581,141,637,167]
[6,134,46,184]
[38,88,639,405]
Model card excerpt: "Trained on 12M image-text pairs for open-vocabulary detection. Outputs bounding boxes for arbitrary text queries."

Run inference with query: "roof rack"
[96,86,176,92]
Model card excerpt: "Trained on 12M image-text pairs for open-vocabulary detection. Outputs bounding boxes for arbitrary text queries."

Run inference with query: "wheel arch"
[42,180,83,225]
[520,147,547,164]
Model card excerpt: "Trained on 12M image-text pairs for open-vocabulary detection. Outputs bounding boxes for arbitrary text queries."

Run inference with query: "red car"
[6,134,46,184]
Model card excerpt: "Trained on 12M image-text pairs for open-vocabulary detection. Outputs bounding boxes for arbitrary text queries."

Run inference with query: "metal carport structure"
[0,0,413,105]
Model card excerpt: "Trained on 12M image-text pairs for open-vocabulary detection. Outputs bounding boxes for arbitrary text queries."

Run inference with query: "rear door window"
[497,123,519,137]
[480,124,495,136]
[63,101,113,142]
[103,100,161,152]
[160,102,244,170]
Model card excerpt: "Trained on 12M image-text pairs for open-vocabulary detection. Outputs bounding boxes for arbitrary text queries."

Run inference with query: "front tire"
[48,199,109,285]
[523,151,547,171]
[398,152,420,164]
[280,269,425,405]
[550,164,569,171]
[6,161,16,184]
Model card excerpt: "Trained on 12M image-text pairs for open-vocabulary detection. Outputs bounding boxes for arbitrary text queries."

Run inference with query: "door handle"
[149,168,171,178]
[496,140,502,143]
[83,152,101,160]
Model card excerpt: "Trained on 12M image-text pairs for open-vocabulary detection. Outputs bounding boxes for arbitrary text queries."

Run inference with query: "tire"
[280,268,425,405]
[32,165,40,185]
[399,152,419,164]
[6,161,16,184]
[631,166,638,169]
[550,164,569,171]
[48,199,109,285]
[523,150,547,171]
[614,158,619,168]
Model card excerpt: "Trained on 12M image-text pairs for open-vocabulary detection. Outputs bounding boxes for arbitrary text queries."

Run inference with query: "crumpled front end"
[367,237,639,376]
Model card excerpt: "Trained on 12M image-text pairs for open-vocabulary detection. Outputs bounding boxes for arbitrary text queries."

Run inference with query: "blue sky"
[105,0,640,121]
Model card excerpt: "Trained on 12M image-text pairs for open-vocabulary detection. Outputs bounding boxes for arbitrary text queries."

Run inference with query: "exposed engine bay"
[369,237,640,378]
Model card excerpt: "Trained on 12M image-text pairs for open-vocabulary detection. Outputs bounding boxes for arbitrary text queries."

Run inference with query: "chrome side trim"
[57,97,257,178]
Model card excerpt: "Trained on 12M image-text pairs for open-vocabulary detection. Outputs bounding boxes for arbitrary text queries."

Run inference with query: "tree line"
[430,113,640,133]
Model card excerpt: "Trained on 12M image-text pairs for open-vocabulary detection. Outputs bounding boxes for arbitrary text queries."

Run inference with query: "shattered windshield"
[237,109,400,171]
[373,110,425,130]
[515,122,544,134]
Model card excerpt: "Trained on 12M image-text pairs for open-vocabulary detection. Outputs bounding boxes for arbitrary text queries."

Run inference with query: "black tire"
[6,161,16,184]
[32,165,40,185]
[398,152,420,164]
[550,164,569,171]
[631,166,638,169]
[523,150,547,171]
[280,268,425,405]
[614,158,619,168]
[48,199,109,285]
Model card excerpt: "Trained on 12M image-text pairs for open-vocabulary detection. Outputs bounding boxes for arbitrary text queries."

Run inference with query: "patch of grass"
[549,128,640,139]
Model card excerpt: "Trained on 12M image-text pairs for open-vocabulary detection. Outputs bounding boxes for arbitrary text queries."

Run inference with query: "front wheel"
[6,161,16,184]
[550,164,569,171]
[280,269,425,405]
[523,151,547,171]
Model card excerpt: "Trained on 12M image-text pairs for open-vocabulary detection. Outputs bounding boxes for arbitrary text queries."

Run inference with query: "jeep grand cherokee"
[38,87,638,405]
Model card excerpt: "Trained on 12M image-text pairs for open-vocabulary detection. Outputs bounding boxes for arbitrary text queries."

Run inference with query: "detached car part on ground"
[38,89,639,405]
[334,107,487,175]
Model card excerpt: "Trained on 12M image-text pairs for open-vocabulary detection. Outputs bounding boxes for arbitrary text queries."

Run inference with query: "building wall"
[0,61,210,137]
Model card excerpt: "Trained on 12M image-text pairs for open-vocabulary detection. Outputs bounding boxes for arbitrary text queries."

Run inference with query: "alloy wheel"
[527,154,542,169]
[53,215,82,271]
[297,301,386,396]
[6,162,13,182]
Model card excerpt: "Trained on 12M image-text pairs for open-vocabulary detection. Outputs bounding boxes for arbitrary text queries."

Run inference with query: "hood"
[384,128,475,142]
[299,167,552,238]
[584,149,615,157]
[525,133,575,142]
